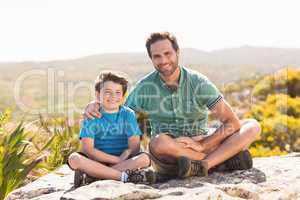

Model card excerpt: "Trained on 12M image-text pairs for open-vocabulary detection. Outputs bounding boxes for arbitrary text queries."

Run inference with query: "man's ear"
[95,91,100,101]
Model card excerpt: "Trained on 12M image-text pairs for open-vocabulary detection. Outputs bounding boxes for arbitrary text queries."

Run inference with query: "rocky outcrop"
[6,153,300,200]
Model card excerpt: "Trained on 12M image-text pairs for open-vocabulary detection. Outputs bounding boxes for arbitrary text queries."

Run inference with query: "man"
[84,32,261,179]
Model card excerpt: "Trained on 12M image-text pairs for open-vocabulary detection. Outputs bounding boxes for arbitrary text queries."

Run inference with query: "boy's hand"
[83,100,101,119]
[119,149,132,162]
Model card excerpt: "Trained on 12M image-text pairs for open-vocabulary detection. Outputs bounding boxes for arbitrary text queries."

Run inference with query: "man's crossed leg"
[149,119,261,178]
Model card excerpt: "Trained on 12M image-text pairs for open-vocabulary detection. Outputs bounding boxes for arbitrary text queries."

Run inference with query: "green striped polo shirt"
[125,66,223,138]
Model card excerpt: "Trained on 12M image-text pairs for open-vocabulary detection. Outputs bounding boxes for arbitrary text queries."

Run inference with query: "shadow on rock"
[152,168,266,189]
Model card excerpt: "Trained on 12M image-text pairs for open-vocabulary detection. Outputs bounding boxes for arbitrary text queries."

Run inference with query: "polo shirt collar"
[158,66,185,91]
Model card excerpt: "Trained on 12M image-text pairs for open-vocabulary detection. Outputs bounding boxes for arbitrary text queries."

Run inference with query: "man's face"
[98,81,124,111]
[150,39,179,77]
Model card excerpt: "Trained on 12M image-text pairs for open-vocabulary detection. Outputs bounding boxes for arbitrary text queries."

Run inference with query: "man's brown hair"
[95,72,128,96]
[145,32,179,58]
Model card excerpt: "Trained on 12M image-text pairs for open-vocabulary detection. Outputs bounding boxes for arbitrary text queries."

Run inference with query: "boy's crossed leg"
[68,152,151,180]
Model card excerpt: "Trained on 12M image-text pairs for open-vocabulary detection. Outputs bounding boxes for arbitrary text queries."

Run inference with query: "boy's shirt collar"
[99,105,123,115]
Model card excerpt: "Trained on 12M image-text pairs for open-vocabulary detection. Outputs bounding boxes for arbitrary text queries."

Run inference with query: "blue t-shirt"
[79,105,142,156]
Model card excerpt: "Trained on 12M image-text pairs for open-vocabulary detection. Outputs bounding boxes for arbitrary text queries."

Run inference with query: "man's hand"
[83,100,101,119]
[175,137,196,145]
[184,142,205,152]
[176,136,205,152]
[119,149,132,162]
[191,135,205,142]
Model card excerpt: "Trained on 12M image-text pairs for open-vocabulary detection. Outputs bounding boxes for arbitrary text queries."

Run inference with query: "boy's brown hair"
[145,31,179,58]
[95,72,128,96]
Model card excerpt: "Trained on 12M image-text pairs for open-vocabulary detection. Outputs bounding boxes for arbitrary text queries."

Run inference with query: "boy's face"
[98,81,124,111]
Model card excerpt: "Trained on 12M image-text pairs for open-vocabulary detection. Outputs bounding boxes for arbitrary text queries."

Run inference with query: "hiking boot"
[74,170,96,188]
[213,150,253,172]
[177,156,208,178]
[125,169,156,184]
[155,172,173,183]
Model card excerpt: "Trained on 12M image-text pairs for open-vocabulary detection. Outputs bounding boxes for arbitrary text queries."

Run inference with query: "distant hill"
[1,46,300,119]
[1,46,300,84]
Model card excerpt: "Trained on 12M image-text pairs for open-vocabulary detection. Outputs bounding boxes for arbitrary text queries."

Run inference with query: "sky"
[0,0,299,62]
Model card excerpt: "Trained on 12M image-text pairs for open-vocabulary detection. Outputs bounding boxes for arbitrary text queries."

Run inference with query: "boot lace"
[126,169,145,183]
[190,161,204,176]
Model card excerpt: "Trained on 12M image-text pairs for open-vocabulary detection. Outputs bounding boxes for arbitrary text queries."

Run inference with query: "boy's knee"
[68,152,82,170]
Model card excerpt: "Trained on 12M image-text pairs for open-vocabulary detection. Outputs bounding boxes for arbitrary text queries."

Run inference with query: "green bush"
[246,94,300,153]
[38,116,80,171]
[223,68,300,157]
[253,68,300,99]
[249,145,287,157]
[0,111,54,200]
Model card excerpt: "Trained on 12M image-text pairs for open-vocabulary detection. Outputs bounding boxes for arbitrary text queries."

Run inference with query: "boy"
[68,72,155,187]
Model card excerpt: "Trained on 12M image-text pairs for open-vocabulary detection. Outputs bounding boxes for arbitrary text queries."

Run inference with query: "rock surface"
[6,153,300,200]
